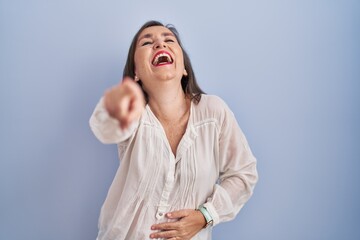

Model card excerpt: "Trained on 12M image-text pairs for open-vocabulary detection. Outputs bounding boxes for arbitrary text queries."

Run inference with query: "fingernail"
[167,213,172,217]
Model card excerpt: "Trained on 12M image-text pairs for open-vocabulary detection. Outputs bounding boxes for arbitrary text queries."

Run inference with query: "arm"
[204,105,258,225]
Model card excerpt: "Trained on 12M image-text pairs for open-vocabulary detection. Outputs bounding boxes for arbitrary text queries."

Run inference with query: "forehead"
[137,26,174,40]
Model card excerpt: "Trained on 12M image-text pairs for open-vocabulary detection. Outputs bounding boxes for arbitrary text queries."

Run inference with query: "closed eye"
[165,39,175,43]
[141,41,152,46]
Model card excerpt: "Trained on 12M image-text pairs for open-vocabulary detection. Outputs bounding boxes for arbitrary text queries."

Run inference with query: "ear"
[183,69,188,77]
[134,71,140,82]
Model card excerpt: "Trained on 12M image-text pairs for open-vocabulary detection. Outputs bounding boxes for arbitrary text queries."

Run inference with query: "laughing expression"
[134,26,186,88]
[152,50,173,67]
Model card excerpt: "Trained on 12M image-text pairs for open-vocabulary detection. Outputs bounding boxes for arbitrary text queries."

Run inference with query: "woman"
[90,20,258,240]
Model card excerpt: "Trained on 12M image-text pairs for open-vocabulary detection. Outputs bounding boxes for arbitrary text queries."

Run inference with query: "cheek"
[177,53,185,69]
[134,52,146,71]
[174,48,185,68]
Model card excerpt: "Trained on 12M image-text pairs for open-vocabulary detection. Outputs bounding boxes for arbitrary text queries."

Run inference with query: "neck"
[147,82,189,122]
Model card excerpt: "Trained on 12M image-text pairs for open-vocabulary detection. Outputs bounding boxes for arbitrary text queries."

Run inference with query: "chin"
[155,73,179,82]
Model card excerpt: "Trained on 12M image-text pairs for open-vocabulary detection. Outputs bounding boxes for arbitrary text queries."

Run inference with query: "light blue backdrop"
[1,0,359,239]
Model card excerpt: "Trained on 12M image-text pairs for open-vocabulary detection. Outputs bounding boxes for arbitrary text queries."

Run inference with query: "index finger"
[122,78,144,99]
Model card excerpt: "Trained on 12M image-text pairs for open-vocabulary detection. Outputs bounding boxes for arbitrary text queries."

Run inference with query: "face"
[134,26,187,89]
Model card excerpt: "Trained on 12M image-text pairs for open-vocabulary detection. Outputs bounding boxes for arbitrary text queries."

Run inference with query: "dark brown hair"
[123,20,205,104]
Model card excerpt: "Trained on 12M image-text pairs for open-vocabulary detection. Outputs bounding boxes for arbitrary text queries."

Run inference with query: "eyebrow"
[138,32,175,43]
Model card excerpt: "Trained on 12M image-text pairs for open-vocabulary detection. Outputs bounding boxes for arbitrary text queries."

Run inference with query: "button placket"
[156,157,176,220]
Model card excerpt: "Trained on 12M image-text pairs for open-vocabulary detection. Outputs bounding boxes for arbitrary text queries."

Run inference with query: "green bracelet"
[197,205,213,228]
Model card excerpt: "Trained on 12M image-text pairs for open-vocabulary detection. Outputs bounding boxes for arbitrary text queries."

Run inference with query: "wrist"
[196,205,213,228]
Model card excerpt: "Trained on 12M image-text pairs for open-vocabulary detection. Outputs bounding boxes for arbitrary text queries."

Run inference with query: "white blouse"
[89,94,258,240]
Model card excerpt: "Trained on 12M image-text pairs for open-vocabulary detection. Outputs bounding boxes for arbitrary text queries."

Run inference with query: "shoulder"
[193,94,235,124]
[196,94,231,113]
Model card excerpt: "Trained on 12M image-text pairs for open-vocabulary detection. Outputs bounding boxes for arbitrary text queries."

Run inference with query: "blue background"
[1,0,359,239]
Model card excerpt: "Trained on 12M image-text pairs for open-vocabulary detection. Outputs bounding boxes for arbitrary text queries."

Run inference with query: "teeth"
[153,52,172,65]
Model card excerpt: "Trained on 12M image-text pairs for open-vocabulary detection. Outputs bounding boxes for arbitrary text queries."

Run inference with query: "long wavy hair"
[123,20,205,104]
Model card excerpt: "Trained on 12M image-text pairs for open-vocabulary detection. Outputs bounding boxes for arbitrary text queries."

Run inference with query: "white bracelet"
[197,205,213,228]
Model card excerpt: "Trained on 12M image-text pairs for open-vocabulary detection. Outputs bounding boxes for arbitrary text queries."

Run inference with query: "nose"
[154,40,167,49]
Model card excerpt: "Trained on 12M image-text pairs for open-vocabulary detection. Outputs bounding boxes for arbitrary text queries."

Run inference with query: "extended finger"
[122,80,144,123]
[116,95,131,127]
[151,221,179,231]
[150,230,178,239]
[103,88,118,117]
[122,78,144,100]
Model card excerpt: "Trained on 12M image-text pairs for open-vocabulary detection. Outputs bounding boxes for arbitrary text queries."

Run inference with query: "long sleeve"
[203,103,258,226]
[89,97,139,144]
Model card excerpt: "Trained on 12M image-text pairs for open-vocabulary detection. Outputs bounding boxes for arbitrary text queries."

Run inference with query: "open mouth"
[152,51,173,66]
